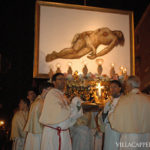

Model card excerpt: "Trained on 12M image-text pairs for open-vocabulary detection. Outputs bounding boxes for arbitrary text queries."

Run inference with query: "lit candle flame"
[82,60,87,65]
[68,62,72,67]
[111,63,114,67]
[96,59,104,65]
[98,61,102,65]
[120,66,124,70]
[123,67,127,73]
[0,121,4,126]
[57,63,61,68]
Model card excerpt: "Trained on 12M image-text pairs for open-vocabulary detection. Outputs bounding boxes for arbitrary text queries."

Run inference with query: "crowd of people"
[10,73,150,150]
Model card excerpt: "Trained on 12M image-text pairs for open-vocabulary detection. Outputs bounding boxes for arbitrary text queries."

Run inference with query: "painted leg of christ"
[46,47,92,62]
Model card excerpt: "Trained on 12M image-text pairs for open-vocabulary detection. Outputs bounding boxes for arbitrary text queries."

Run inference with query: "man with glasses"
[39,73,83,150]
[98,80,123,150]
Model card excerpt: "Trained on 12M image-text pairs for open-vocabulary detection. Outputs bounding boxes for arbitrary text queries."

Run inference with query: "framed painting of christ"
[33,1,134,78]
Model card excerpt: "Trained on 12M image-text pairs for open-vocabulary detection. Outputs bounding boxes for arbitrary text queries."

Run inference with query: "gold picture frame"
[33,1,135,78]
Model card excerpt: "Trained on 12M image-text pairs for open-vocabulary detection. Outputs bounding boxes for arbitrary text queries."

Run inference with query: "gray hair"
[127,75,141,88]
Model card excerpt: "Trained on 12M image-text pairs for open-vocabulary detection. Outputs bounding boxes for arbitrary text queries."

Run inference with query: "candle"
[56,63,61,73]
[68,62,72,67]
[111,63,115,67]
[110,63,115,78]
[67,62,72,74]
[96,59,104,65]
[120,66,124,75]
[123,67,127,74]
[0,121,4,126]
[120,66,124,70]
[98,61,102,65]
[82,60,87,65]
[56,63,61,68]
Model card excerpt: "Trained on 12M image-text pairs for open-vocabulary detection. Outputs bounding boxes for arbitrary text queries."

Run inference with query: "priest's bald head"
[126,75,141,93]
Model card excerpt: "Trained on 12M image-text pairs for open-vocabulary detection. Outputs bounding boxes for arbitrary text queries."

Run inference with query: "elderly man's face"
[54,75,66,91]
[110,83,121,98]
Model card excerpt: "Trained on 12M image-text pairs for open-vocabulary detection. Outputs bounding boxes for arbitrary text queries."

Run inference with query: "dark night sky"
[0,0,149,118]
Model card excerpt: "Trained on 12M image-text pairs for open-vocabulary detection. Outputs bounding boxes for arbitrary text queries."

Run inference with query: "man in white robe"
[109,76,150,150]
[70,111,94,150]
[70,109,103,150]
[11,98,29,150]
[26,88,36,105]
[98,80,123,150]
[24,82,53,150]
[39,73,83,150]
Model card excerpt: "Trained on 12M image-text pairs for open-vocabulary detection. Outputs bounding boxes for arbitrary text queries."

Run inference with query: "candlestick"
[56,63,61,73]
[97,65,103,76]
[123,67,128,80]
[67,62,72,74]
[120,66,124,75]
[96,59,104,76]
[48,68,53,80]
[123,67,127,74]
[82,65,88,77]
[110,63,115,78]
